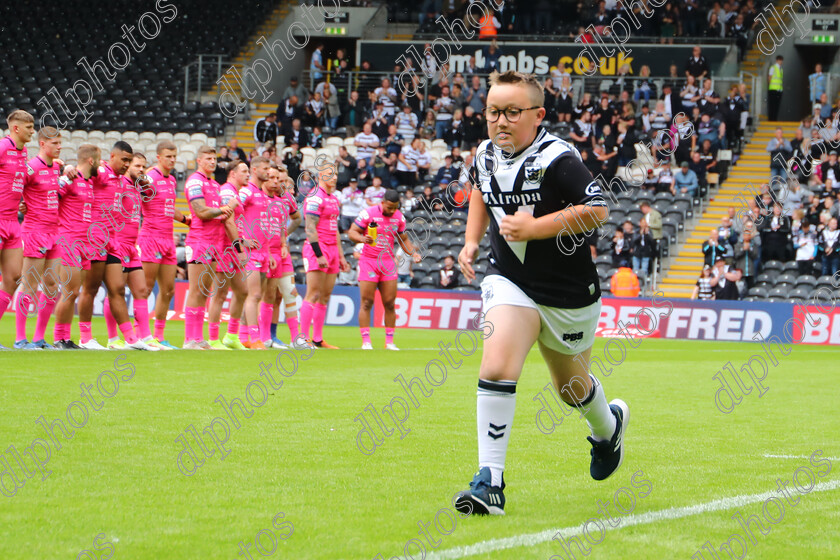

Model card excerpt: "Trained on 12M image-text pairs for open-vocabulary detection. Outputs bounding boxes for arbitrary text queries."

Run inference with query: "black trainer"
[588,399,629,481]
[454,467,506,516]
[54,339,82,350]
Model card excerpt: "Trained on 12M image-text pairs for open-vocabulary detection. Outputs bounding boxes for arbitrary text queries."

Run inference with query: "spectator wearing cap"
[254,113,279,145]
[766,128,792,180]
[691,264,715,300]
[282,77,309,107]
[794,219,819,274]
[685,46,710,79]
[710,258,742,300]
[673,161,699,197]
[733,226,760,289]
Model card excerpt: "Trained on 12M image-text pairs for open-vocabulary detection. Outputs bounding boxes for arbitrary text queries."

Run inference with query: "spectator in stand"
[656,166,675,194]
[793,219,819,274]
[809,64,827,106]
[335,146,357,188]
[416,141,432,179]
[281,76,308,107]
[820,217,840,275]
[728,14,749,62]
[660,83,683,118]
[639,200,663,244]
[703,229,727,266]
[369,101,390,139]
[681,75,700,111]
[817,150,840,193]
[354,122,380,165]
[434,86,455,139]
[437,255,461,289]
[710,258,742,300]
[704,11,723,38]
[592,125,618,178]
[767,127,792,180]
[383,124,404,157]
[692,265,715,299]
[394,103,419,142]
[310,43,325,88]
[356,159,373,190]
[734,226,760,288]
[228,138,247,162]
[462,106,484,150]
[338,179,365,232]
[570,110,594,155]
[634,65,654,103]
[674,161,699,196]
[481,40,502,72]
[365,176,387,207]
[611,226,632,268]
[760,203,791,263]
[254,113,279,145]
[283,118,308,147]
[394,246,415,287]
[282,143,303,185]
[215,146,232,184]
[278,95,303,133]
[321,88,341,129]
[343,90,364,136]
[718,215,740,252]
[420,184,444,212]
[308,127,323,149]
[465,75,487,114]
[697,78,720,116]
[373,78,398,118]
[689,150,708,189]
[419,110,437,140]
[649,100,671,133]
[435,155,458,187]
[610,266,640,297]
[632,218,656,276]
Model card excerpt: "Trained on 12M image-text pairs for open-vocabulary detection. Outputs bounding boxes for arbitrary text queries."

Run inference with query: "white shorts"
[480,274,601,355]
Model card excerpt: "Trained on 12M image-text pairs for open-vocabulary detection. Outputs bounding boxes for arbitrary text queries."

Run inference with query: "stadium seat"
[789,287,811,300]
[781,261,799,274]
[763,260,783,273]
[795,275,818,289]
[756,272,776,285]
[139,132,156,142]
[775,272,798,286]
[748,287,769,299]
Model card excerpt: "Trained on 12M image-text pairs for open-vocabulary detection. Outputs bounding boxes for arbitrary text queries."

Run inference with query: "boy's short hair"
[487,70,545,107]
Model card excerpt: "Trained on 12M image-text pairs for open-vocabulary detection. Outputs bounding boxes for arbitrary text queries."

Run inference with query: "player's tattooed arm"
[305,213,320,243]
[190,197,231,221]
[287,210,302,234]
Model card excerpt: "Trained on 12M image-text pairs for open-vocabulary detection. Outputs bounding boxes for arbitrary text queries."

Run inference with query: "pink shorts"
[246,250,271,273]
[266,249,286,279]
[186,243,225,265]
[86,224,111,262]
[0,218,22,250]
[280,252,294,274]
[114,241,142,269]
[215,252,242,275]
[302,242,340,274]
[22,230,63,260]
[138,235,177,265]
[58,235,92,270]
[359,255,398,283]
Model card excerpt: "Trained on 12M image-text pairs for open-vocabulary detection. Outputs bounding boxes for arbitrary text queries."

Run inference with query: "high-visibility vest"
[769,64,783,91]
[610,268,640,297]
[479,15,497,38]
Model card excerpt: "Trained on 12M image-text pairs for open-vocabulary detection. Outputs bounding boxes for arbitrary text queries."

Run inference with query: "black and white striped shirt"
[470,127,605,308]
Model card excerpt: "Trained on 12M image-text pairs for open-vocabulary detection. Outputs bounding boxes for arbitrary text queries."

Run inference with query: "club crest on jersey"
[524,163,543,184]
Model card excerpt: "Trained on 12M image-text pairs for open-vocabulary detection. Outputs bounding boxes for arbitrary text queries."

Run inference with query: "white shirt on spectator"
[397,145,420,172]
[395,112,419,141]
[416,149,432,170]
[375,86,398,116]
[339,186,365,217]
[354,132,380,160]
[365,186,386,206]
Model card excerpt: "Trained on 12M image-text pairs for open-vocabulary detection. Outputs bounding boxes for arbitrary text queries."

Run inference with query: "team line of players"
[0,109,424,351]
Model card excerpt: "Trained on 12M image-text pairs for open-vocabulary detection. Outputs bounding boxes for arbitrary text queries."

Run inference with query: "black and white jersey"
[470,127,605,309]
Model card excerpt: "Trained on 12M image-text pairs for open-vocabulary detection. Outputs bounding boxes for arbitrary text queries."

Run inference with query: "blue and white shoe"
[156,339,178,349]
[271,337,288,349]
[0,342,8,350]
[588,399,629,481]
[31,339,55,350]
[14,339,33,350]
[454,467,506,516]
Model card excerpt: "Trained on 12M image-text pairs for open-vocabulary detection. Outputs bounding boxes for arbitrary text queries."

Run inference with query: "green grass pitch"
[0,320,838,559]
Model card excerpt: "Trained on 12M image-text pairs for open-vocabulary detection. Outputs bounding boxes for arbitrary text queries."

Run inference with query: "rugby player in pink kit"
[0,110,34,350]
[53,145,99,349]
[102,153,161,350]
[258,165,290,348]
[183,146,235,349]
[15,126,63,349]
[301,164,350,349]
[348,189,422,350]
[208,158,250,350]
[267,167,303,348]
[139,141,190,349]
[237,156,275,350]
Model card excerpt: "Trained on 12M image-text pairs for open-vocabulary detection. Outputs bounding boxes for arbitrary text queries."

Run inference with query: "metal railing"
[183,54,240,104]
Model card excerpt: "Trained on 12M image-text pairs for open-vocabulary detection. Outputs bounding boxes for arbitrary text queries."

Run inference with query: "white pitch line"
[425,478,840,559]
[764,454,840,461]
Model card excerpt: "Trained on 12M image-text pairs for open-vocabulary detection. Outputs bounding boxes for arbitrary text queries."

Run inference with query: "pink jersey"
[238,182,271,249]
[115,176,142,244]
[91,162,124,243]
[0,136,27,220]
[265,195,288,251]
[57,174,95,238]
[21,156,60,233]
[303,186,341,246]
[219,182,245,237]
[354,204,407,259]
[185,170,226,247]
[139,167,177,238]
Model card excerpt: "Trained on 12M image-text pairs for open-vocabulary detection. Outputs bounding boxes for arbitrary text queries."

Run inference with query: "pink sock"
[0,289,11,320]
[34,293,58,341]
[249,324,260,343]
[360,327,371,344]
[239,322,249,343]
[286,316,299,342]
[154,318,166,340]
[104,298,118,339]
[185,307,202,343]
[209,322,220,341]
[299,301,314,340]
[54,322,71,342]
[385,328,395,345]
[228,317,240,337]
[134,299,150,339]
[119,322,137,344]
[259,302,273,342]
[79,321,92,343]
[313,303,327,342]
[15,292,34,342]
